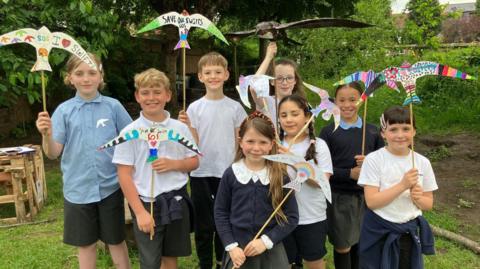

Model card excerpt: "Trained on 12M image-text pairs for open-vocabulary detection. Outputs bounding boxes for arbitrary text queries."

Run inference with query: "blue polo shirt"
[51,93,132,204]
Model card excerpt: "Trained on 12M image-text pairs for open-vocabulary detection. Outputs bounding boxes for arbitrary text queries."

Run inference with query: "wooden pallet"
[0,145,46,224]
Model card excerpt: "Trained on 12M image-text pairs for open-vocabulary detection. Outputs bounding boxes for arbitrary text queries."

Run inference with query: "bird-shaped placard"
[263,154,331,203]
[99,126,202,162]
[226,18,372,44]
[236,74,273,109]
[380,61,476,106]
[0,26,96,72]
[303,82,340,131]
[137,10,229,49]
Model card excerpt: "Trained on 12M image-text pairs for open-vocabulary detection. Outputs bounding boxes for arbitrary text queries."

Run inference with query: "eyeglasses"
[274,76,295,83]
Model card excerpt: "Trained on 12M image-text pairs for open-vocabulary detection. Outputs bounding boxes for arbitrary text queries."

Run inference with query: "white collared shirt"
[232,160,269,185]
[112,111,197,202]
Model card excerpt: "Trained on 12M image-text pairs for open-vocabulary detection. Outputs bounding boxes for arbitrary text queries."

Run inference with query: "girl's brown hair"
[234,111,288,223]
[64,53,104,89]
[270,58,305,98]
[278,95,318,164]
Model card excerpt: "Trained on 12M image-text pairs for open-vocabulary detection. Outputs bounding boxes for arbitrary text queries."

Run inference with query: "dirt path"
[416,133,480,242]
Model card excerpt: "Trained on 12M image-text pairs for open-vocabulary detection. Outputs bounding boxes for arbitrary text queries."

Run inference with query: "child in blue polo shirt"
[36,53,132,269]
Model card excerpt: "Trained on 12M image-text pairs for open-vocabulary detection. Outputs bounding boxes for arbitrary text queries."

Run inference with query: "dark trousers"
[399,234,412,269]
[191,177,224,269]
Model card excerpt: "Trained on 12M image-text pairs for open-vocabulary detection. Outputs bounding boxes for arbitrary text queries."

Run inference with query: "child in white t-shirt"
[113,68,199,269]
[358,106,437,269]
[277,94,332,269]
[179,52,247,269]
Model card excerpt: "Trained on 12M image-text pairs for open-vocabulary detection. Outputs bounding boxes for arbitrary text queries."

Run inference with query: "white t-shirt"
[358,147,438,223]
[282,137,333,224]
[187,96,247,178]
[112,111,197,202]
[258,95,277,128]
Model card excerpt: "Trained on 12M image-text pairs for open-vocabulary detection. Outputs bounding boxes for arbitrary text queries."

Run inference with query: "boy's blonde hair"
[134,68,171,92]
[64,53,105,89]
[197,52,228,73]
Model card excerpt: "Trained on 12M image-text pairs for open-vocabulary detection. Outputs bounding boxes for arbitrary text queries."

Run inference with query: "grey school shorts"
[133,198,191,269]
[327,192,365,249]
[63,189,126,246]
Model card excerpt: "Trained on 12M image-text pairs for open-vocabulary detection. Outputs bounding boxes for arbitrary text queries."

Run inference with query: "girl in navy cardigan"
[214,112,299,269]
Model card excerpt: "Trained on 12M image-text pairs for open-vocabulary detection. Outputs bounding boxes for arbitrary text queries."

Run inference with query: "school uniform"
[358,147,438,269]
[187,96,247,269]
[51,92,132,246]
[112,111,196,269]
[319,118,384,249]
[281,137,333,263]
[214,160,299,269]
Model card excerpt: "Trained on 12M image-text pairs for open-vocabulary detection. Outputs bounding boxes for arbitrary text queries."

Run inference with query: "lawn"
[0,167,478,268]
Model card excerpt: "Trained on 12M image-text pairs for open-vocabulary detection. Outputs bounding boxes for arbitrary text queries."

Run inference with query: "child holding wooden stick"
[319,82,384,269]
[214,111,298,269]
[251,42,305,126]
[277,95,332,269]
[358,106,437,268]
[35,53,132,269]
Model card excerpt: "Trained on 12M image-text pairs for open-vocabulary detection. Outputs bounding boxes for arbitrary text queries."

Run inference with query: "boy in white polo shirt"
[179,52,247,269]
[113,68,199,269]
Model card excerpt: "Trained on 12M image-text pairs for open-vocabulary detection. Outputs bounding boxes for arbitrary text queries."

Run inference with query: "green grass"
[0,168,478,268]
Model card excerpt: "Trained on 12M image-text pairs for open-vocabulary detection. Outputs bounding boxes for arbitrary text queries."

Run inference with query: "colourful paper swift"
[303,82,340,130]
[0,26,96,72]
[99,126,202,162]
[236,74,273,109]
[263,154,331,203]
[380,61,476,105]
[137,10,229,49]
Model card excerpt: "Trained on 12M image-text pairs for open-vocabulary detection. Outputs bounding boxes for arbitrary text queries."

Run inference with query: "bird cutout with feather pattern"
[226,18,372,44]
[303,82,340,131]
[236,74,274,109]
[99,126,202,162]
[137,10,229,49]
[0,26,96,72]
[377,61,476,105]
[263,154,331,203]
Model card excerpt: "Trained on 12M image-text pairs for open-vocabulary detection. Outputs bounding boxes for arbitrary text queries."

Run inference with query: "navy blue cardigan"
[214,166,299,248]
[359,209,435,269]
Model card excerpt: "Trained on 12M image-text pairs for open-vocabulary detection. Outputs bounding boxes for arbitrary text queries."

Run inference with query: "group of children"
[35,41,437,269]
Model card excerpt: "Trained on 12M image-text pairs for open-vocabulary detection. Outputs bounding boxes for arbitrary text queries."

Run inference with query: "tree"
[403,0,445,48]
[0,0,120,107]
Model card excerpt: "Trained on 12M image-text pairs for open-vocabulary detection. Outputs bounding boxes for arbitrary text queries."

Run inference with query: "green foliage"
[424,145,451,162]
[402,0,445,49]
[0,0,120,107]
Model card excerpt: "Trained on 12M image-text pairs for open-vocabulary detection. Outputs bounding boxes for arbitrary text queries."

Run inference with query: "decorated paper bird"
[137,10,229,49]
[0,26,96,72]
[263,154,331,203]
[236,74,273,109]
[303,82,340,131]
[379,61,476,105]
[99,126,202,162]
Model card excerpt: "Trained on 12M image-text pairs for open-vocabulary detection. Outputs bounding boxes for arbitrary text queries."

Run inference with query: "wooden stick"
[150,169,155,240]
[182,47,187,111]
[41,71,46,112]
[253,189,294,240]
[409,102,415,168]
[361,98,368,156]
[287,115,314,151]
